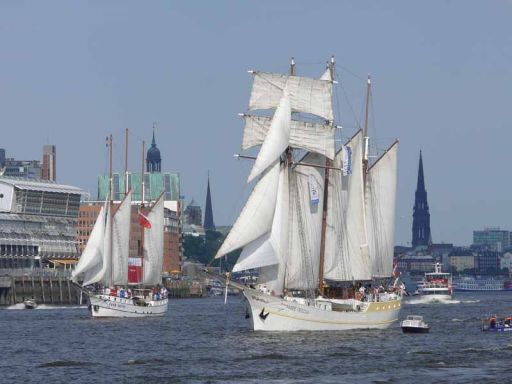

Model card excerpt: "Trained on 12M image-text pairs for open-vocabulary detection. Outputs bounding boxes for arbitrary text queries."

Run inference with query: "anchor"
[259,307,269,320]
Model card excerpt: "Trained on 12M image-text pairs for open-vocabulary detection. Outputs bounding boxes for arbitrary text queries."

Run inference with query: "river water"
[1,292,511,383]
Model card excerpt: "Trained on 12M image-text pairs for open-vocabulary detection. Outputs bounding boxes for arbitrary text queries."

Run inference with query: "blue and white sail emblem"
[309,175,320,205]
[342,146,352,176]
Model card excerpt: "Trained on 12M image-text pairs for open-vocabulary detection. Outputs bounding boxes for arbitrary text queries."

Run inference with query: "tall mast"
[140,140,146,285]
[108,134,113,287]
[125,128,129,195]
[318,55,335,296]
[363,74,371,183]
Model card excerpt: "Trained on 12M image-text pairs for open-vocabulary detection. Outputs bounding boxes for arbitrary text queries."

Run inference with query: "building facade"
[0,177,82,269]
[473,227,510,251]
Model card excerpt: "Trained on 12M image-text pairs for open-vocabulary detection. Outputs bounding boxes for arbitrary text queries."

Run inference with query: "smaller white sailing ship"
[72,134,168,318]
[416,263,452,302]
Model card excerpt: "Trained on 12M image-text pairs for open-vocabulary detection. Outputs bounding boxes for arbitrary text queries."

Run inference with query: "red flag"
[138,211,152,228]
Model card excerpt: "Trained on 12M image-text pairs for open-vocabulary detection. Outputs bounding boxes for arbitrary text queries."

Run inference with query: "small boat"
[23,299,37,309]
[482,316,512,332]
[401,315,429,333]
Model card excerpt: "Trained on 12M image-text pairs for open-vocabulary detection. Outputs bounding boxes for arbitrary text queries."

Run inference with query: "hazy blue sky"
[1,1,511,246]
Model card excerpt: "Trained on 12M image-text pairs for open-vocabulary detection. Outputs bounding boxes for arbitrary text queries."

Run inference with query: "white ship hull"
[88,294,168,318]
[243,289,401,331]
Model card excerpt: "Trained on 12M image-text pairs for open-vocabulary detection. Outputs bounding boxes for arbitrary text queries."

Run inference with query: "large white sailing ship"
[216,57,402,331]
[72,135,168,318]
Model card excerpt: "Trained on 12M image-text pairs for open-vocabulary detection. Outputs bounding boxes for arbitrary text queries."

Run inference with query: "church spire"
[146,123,161,173]
[412,150,431,248]
[204,172,215,231]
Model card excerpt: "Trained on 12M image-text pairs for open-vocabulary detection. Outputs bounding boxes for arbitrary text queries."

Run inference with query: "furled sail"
[72,202,107,285]
[324,131,372,281]
[216,161,280,258]
[143,193,165,286]
[249,71,333,121]
[285,153,325,290]
[247,91,290,181]
[365,142,398,278]
[242,115,335,159]
[111,190,132,286]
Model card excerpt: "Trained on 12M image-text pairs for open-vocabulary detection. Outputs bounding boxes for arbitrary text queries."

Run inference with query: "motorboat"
[23,299,38,309]
[482,316,512,332]
[400,315,429,333]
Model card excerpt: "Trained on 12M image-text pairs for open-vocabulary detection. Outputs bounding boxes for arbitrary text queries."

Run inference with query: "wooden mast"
[318,56,335,296]
[108,134,114,287]
[140,140,145,285]
[125,128,129,196]
[362,74,371,184]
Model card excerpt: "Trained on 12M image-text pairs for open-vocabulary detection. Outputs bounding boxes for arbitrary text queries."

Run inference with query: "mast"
[140,140,145,285]
[318,56,335,296]
[363,74,371,183]
[108,134,114,287]
[125,128,129,195]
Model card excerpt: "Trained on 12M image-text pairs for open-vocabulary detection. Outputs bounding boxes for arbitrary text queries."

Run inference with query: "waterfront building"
[204,175,215,231]
[448,248,476,273]
[477,250,500,274]
[0,177,82,269]
[76,200,181,274]
[397,254,435,275]
[184,199,202,226]
[412,151,431,248]
[473,227,510,252]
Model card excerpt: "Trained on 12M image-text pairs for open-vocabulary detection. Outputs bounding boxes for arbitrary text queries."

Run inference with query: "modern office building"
[473,227,510,251]
[0,177,82,269]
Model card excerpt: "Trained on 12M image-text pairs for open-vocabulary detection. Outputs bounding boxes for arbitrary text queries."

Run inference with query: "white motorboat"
[401,315,429,333]
[23,299,37,309]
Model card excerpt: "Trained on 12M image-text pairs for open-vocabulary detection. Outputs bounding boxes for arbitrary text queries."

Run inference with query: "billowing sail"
[143,193,165,286]
[285,153,324,290]
[365,142,398,278]
[72,203,107,285]
[111,190,132,286]
[82,201,112,286]
[233,164,290,295]
[216,161,280,258]
[248,91,290,181]
[324,131,372,281]
[249,71,333,121]
[242,115,335,160]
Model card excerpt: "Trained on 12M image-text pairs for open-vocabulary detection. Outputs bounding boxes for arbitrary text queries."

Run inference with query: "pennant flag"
[138,211,152,228]
[309,175,320,206]
[342,145,352,176]
[392,262,400,278]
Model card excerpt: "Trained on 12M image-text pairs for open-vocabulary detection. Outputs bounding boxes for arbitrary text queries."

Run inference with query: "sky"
[1,1,511,247]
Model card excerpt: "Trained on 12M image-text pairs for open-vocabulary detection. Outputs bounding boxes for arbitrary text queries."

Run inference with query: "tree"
[183,230,239,270]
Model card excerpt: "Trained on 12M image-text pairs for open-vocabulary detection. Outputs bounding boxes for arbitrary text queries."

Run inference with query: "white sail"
[216,161,280,258]
[80,200,112,287]
[324,131,372,281]
[285,153,324,290]
[240,164,289,295]
[72,203,106,284]
[247,91,290,182]
[143,193,165,286]
[111,190,132,286]
[232,232,276,272]
[249,71,333,121]
[242,115,335,159]
[365,142,398,278]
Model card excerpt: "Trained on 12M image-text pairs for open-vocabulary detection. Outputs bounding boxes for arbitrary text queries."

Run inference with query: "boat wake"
[406,298,460,305]
[5,303,85,310]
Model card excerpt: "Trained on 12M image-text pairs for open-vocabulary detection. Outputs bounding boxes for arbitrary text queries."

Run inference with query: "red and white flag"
[138,211,152,229]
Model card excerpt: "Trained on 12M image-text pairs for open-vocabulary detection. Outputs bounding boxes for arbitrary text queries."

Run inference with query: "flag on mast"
[138,211,152,229]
